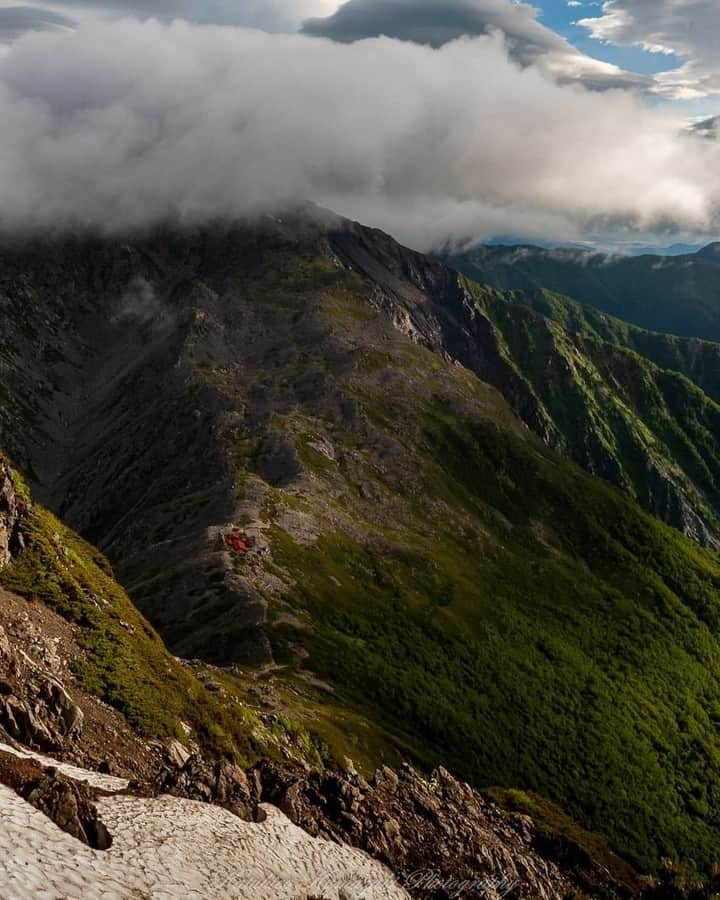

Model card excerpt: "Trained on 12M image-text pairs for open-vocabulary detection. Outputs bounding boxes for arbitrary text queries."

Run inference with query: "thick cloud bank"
[0,6,74,41]
[0,19,717,247]
[0,0,341,39]
[302,0,650,92]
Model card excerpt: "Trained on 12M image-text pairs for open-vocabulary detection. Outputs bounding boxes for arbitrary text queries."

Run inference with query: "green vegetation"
[499,285,720,404]
[486,787,643,893]
[221,659,438,775]
[133,234,720,872]
[0,495,261,761]
[7,222,720,884]
[264,388,720,873]
[196,240,720,872]
[447,242,720,341]
[296,432,337,472]
[458,278,720,544]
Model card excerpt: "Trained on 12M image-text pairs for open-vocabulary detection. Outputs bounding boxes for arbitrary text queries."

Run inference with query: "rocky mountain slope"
[0,454,267,766]
[445,242,720,341]
[0,454,640,899]
[455,281,720,547]
[3,213,720,876]
[0,740,640,900]
[0,747,409,900]
[337,226,720,546]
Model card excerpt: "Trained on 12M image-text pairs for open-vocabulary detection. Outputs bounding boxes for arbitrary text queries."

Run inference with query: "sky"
[535,1,677,75]
[0,0,717,250]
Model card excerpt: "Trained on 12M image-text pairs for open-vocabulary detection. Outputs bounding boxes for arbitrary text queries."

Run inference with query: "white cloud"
[0,4,74,41]
[579,0,720,99]
[0,0,339,38]
[0,0,655,94]
[0,19,717,248]
[302,0,651,91]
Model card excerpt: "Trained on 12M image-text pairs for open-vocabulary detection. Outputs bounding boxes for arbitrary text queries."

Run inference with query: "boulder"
[25,773,112,851]
[0,462,25,568]
[249,759,633,900]
[0,695,55,750]
[156,753,254,821]
[255,433,303,487]
[166,739,191,769]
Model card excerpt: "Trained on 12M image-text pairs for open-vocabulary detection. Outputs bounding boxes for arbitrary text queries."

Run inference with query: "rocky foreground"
[0,742,407,900]
[0,731,637,900]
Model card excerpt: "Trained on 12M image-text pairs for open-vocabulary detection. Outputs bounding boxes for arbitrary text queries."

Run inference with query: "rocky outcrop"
[155,751,255,821]
[0,623,84,752]
[0,750,410,899]
[0,584,162,783]
[147,751,639,898]
[0,461,25,568]
[0,750,111,850]
[255,433,304,487]
[24,771,112,850]
[251,759,637,900]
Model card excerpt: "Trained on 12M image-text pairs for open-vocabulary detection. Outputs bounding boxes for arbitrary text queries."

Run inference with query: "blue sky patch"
[536,0,682,75]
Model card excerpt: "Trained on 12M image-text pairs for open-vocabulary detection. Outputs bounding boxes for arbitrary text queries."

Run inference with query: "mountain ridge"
[0,442,644,900]
[446,240,720,341]
[4,214,720,872]
[336,222,720,547]
[698,241,720,260]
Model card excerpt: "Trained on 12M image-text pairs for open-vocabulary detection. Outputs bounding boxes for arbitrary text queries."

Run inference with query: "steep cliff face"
[0,461,26,568]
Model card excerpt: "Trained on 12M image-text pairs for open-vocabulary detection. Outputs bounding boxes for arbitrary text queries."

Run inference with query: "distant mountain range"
[690,115,719,139]
[445,241,720,341]
[481,238,709,257]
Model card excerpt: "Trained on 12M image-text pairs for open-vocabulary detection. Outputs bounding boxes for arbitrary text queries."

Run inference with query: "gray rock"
[250,759,633,900]
[166,739,191,769]
[255,433,304,488]
[156,753,254,821]
[0,463,25,569]
[25,775,112,851]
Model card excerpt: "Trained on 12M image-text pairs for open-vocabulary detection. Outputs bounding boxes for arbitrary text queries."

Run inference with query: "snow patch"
[0,744,408,899]
[0,741,129,792]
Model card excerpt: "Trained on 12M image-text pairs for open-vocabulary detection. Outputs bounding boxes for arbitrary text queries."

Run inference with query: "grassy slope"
[459,280,720,544]
[502,285,720,404]
[5,227,720,876]
[446,246,720,341]
[0,460,263,762]
[213,259,720,874]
